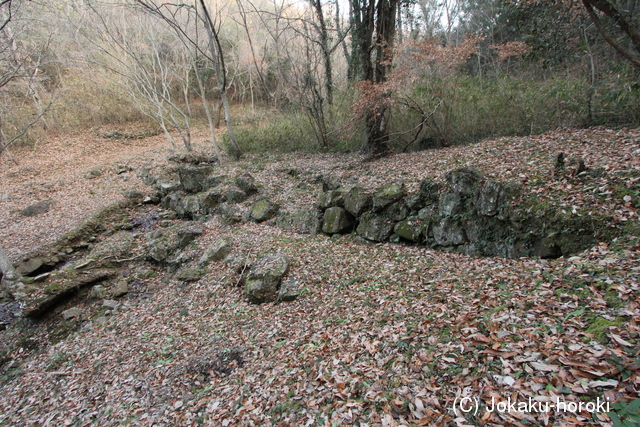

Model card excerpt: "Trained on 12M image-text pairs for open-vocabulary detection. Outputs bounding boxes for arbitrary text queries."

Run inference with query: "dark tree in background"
[581,0,640,70]
[349,0,399,157]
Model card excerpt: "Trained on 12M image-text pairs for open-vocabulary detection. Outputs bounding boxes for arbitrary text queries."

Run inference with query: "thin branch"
[0,95,56,155]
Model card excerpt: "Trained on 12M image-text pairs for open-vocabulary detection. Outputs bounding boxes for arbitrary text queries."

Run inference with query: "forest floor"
[0,125,639,426]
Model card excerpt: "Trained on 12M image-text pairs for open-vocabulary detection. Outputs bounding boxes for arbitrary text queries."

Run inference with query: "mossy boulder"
[199,239,232,265]
[372,181,406,212]
[226,186,248,204]
[394,217,424,242]
[218,203,243,225]
[236,172,258,195]
[20,201,51,217]
[244,253,289,304]
[251,198,279,222]
[356,213,395,242]
[176,165,215,193]
[277,210,322,234]
[199,189,222,215]
[439,192,464,218]
[381,200,408,222]
[343,186,371,216]
[318,189,345,209]
[446,167,482,196]
[145,222,203,263]
[87,231,137,267]
[432,218,467,246]
[161,192,187,218]
[322,207,354,234]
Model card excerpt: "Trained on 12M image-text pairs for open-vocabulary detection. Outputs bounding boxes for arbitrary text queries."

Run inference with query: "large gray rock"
[226,186,248,204]
[245,253,289,304]
[439,193,464,218]
[372,181,406,212]
[156,180,182,197]
[111,280,129,297]
[277,276,301,302]
[356,213,395,242]
[251,198,278,222]
[15,258,45,276]
[62,307,83,320]
[432,218,467,246]
[236,173,258,195]
[343,186,371,216]
[176,223,204,248]
[277,210,322,234]
[176,267,207,282]
[318,189,345,209]
[199,189,222,216]
[381,200,408,222]
[418,180,443,204]
[446,167,482,196]
[394,217,424,242]
[322,207,354,234]
[177,165,215,193]
[20,201,50,217]
[145,222,203,263]
[161,192,187,218]
[475,180,502,216]
[88,231,137,266]
[406,180,442,211]
[218,203,243,225]
[182,195,202,219]
[199,239,231,265]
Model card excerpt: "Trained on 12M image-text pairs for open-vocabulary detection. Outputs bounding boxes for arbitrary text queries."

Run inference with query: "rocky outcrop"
[146,222,203,263]
[199,239,231,265]
[322,207,354,234]
[20,201,51,217]
[244,253,290,304]
[356,213,395,242]
[250,198,278,222]
[314,167,616,259]
[236,172,258,195]
[276,210,322,234]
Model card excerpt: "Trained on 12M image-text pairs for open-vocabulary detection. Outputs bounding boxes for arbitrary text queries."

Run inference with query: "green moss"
[584,316,626,344]
[43,281,67,295]
[176,267,207,282]
[604,290,625,309]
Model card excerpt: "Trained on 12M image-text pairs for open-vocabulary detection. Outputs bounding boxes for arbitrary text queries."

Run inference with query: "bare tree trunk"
[582,0,640,70]
[309,0,333,105]
[197,0,242,160]
[235,0,271,103]
[194,58,223,164]
[351,0,398,157]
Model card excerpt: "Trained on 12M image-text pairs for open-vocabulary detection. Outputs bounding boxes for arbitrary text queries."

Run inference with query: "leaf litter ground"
[0,126,639,426]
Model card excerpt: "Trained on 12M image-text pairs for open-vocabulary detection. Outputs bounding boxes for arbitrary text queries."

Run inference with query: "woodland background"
[0,0,638,161]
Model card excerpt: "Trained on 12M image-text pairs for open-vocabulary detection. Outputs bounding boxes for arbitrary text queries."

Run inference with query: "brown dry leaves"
[0,125,639,426]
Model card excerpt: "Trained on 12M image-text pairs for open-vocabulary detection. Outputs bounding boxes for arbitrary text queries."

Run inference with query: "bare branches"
[0,95,55,156]
[582,0,640,70]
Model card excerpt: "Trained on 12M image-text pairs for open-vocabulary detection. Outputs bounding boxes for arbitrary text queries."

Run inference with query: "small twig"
[235,245,254,287]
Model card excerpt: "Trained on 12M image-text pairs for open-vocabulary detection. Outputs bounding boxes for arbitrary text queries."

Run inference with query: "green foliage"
[391,72,640,151]
[609,399,640,427]
[228,99,362,154]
